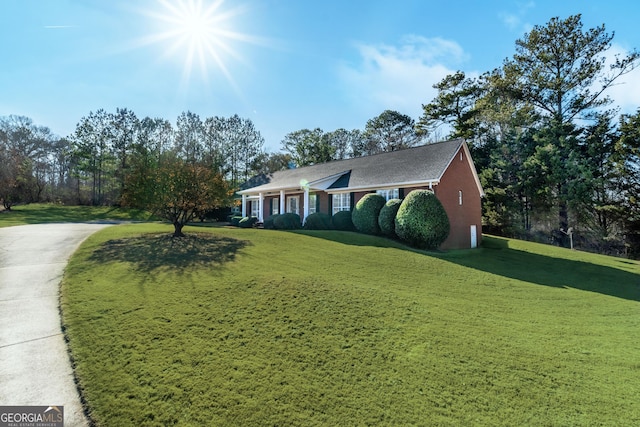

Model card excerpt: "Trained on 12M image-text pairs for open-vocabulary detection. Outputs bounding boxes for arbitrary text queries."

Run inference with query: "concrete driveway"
[0,223,112,427]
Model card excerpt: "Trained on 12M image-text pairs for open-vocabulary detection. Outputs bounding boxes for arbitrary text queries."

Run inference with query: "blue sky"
[2,0,640,152]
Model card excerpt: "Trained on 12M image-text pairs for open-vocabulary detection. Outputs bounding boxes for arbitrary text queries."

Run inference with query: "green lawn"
[60,224,640,426]
[0,203,154,227]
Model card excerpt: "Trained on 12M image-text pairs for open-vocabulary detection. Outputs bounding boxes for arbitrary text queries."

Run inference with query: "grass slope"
[61,224,640,426]
[0,203,153,227]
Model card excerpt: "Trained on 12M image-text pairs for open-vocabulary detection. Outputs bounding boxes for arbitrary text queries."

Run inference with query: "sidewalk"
[0,223,111,427]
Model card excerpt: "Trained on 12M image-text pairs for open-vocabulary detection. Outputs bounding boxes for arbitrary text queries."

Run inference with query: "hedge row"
[229,190,450,249]
[349,190,449,249]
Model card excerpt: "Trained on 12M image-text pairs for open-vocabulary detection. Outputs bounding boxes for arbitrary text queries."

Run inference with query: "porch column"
[303,188,310,223]
[280,190,285,214]
[241,194,247,217]
[258,192,264,222]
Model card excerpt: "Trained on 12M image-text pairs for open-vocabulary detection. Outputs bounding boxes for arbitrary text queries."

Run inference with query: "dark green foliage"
[238,216,258,228]
[395,190,450,249]
[229,215,243,227]
[303,212,333,230]
[352,193,386,235]
[378,198,403,237]
[332,210,355,231]
[263,214,278,229]
[273,213,302,230]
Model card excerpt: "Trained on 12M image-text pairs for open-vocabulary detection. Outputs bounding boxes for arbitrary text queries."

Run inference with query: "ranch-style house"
[238,138,484,249]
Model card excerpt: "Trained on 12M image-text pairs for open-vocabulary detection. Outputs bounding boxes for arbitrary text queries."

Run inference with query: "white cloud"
[338,35,472,121]
[499,1,535,34]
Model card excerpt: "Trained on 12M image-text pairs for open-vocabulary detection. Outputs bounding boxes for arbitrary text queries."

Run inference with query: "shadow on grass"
[295,231,640,302]
[89,233,249,272]
[439,237,640,302]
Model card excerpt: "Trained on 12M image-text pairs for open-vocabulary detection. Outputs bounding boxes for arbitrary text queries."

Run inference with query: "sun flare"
[140,0,254,90]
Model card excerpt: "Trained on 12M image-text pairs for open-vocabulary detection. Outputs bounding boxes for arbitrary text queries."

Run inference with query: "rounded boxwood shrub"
[332,210,355,231]
[229,215,244,227]
[273,213,302,230]
[263,214,278,229]
[352,193,386,235]
[238,216,258,228]
[378,198,402,237]
[303,212,333,230]
[395,190,450,249]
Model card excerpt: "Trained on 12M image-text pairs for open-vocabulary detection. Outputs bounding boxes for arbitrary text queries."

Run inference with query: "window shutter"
[316,194,321,212]
[350,192,355,210]
[328,194,333,214]
[399,188,405,199]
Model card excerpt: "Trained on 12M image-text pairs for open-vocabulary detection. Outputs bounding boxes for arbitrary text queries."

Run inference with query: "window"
[458,190,463,206]
[287,196,299,215]
[308,194,317,214]
[376,189,400,201]
[272,198,279,215]
[250,200,260,218]
[332,193,351,215]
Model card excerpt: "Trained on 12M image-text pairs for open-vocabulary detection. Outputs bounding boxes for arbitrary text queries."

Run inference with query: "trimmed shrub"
[229,215,243,227]
[395,190,450,249]
[263,214,278,229]
[352,193,386,235]
[273,213,302,230]
[378,198,403,237]
[303,212,333,230]
[238,216,258,228]
[332,210,355,231]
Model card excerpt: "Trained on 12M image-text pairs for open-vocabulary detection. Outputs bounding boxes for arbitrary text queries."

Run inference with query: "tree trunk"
[173,221,185,238]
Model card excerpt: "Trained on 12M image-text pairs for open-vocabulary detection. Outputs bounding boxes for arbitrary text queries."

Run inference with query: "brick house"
[238,138,484,249]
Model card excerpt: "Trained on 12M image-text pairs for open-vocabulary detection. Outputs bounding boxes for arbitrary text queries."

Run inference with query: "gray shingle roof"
[239,138,467,195]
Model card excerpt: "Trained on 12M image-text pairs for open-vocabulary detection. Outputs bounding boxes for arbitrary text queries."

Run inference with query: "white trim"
[303,188,310,223]
[258,192,264,221]
[279,190,285,214]
[325,180,440,195]
[307,170,351,190]
[241,194,247,217]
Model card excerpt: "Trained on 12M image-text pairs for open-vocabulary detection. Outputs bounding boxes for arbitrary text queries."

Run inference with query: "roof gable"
[239,138,482,195]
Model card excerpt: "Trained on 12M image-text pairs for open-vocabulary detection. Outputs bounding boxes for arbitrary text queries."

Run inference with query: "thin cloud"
[499,1,535,34]
[602,43,640,114]
[339,35,472,120]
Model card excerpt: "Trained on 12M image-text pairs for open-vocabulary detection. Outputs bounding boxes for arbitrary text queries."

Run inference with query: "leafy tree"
[362,110,421,155]
[281,128,335,166]
[174,111,204,163]
[504,14,639,231]
[122,153,233,237]
[111,108,139,197]
[71,109,115,205]
[416,71,483,141]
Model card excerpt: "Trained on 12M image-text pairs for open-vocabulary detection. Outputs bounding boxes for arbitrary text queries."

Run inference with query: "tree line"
[1,14,639,256]
[416,14,640,256]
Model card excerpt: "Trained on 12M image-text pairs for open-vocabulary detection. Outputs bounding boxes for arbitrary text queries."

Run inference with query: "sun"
[140,0,251,90]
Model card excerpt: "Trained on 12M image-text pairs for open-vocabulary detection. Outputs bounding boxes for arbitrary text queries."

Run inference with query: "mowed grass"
[0,203,154,227]
[60,224,640,426]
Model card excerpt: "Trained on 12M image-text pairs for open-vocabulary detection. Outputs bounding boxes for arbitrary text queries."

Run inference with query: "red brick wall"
[434,147,482,249]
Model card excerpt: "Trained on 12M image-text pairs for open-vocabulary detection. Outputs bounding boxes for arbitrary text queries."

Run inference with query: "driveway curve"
[0,223,112,427]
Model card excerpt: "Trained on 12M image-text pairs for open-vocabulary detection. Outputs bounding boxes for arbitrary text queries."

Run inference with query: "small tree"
[123,153,233,237]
